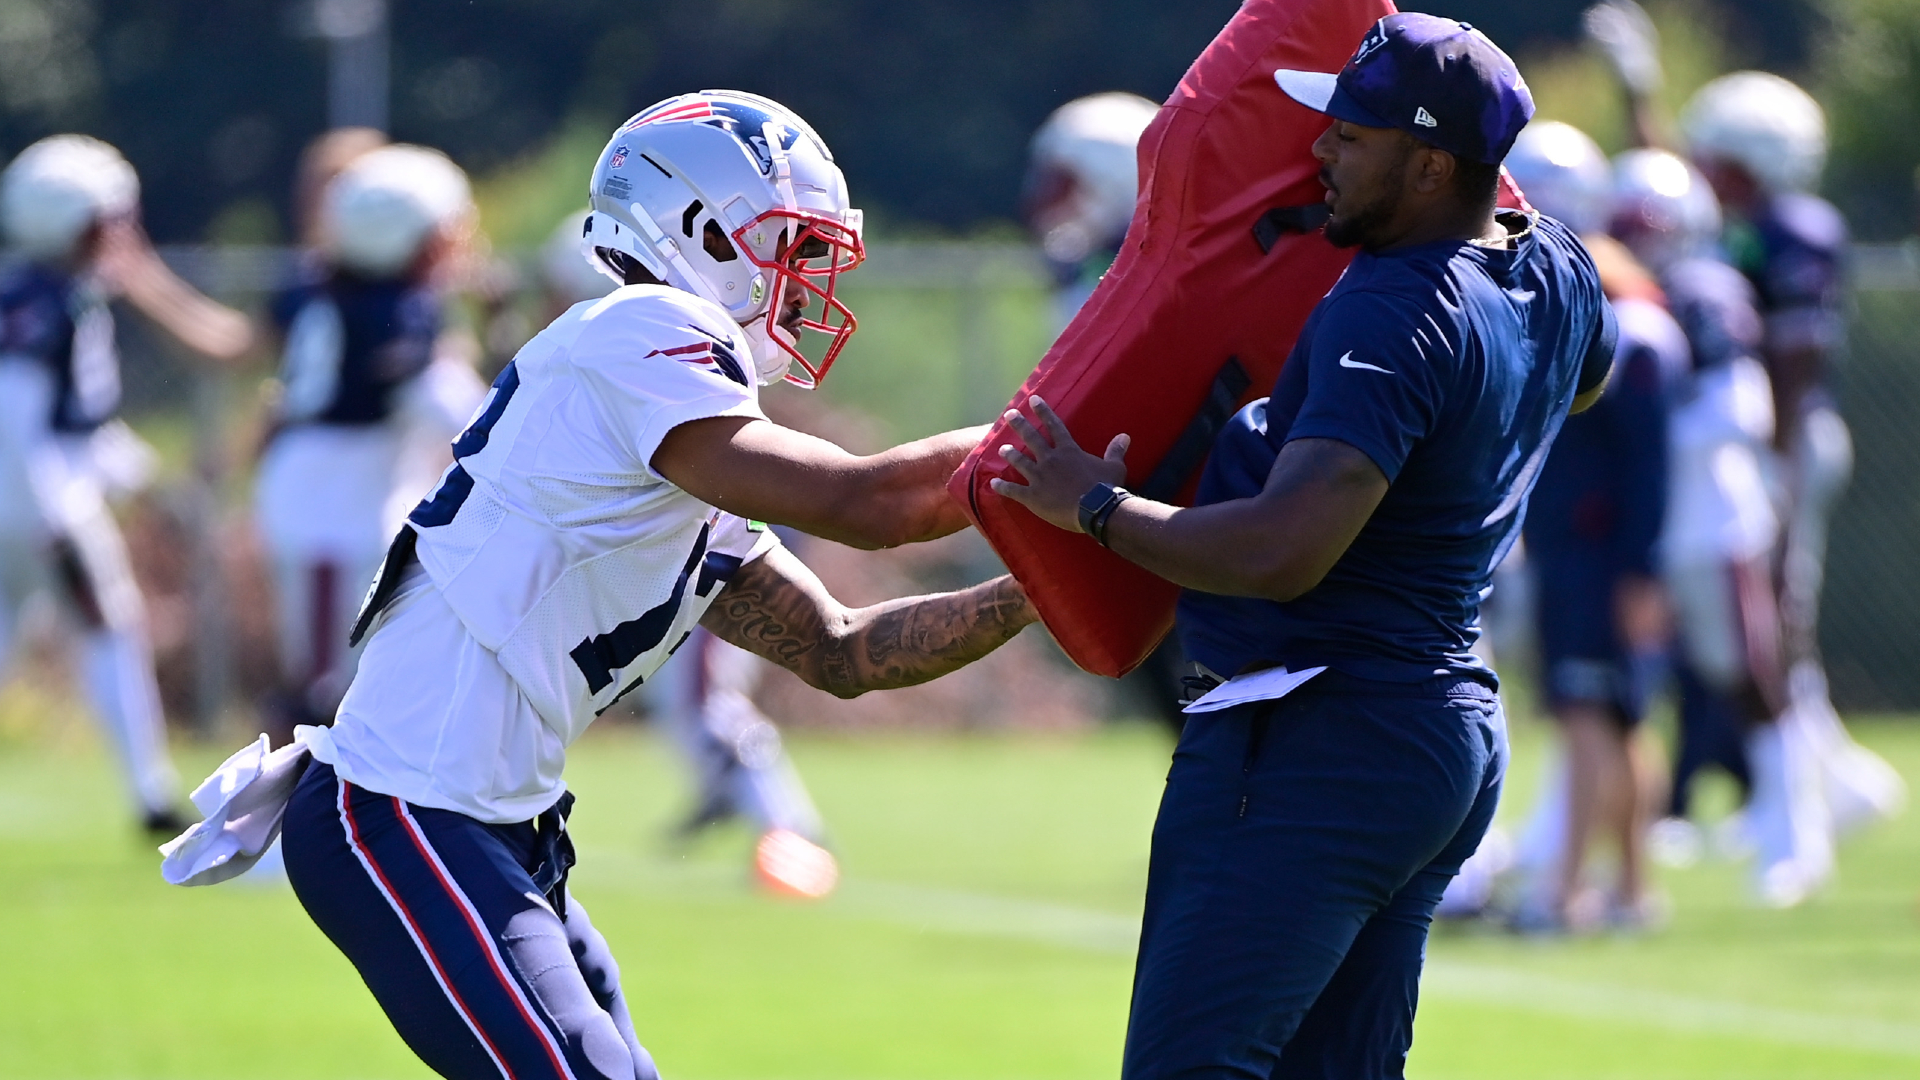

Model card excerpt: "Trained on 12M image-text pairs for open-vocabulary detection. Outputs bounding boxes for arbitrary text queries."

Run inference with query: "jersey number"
[410,362,520,528]
[571,522,744,703]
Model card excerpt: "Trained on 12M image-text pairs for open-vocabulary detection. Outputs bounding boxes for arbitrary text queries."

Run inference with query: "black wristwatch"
[1076,482,1133,548]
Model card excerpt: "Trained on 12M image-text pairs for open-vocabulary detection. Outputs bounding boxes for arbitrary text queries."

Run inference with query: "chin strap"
[740,319,796,386]
[762,121,799,216]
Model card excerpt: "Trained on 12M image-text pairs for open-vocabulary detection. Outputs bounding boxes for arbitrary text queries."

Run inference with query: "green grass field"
[4,702,1920,1079]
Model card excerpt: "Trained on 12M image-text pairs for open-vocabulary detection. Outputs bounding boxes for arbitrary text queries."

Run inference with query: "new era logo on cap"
[1272,13,1535,164]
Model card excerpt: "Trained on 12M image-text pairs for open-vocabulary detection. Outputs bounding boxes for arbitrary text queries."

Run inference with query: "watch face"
[1078,482,1126,538]
[1076,482,1112,534]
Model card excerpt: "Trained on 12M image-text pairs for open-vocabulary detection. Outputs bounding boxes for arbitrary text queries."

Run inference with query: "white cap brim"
[1274,69,1339,113]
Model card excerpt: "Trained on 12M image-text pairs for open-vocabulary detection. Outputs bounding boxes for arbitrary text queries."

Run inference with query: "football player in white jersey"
[166,91,1039,1079]
[254,144,487,741]
[0,135,254,834]
[543,209,840,897]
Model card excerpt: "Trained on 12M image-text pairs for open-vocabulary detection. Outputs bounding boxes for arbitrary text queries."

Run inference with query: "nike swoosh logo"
[1338,351,1395,375]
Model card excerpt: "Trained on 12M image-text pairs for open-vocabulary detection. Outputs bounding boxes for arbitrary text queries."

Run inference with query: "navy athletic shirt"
[0,262,120,433]
[271,270,440,427]
[1177,212,1616,686]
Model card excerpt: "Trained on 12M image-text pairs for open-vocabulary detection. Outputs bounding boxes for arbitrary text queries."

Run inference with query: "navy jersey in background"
[0,263,119,434]
[1726,192,1847,372]
[271,273,440,428]
[1177,212,1615,686]
[1523,296,1683,579]
[1664,257,1764,373]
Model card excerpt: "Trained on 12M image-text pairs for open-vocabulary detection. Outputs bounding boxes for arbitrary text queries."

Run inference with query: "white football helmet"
[0,135,139,262]
[1608,148,1722,273]
[582,90,865,388]
[1505,121,1612,236]
[1024,92,1158,265]
[323,144,474,279]
[1680,71,1827,195]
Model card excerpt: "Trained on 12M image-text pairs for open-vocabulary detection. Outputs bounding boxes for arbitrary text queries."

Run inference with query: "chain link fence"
[113,240,1920,721]
[1825,243,1920,711]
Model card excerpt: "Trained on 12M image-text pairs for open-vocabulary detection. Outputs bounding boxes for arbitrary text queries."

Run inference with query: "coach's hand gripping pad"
[947,0,1396,677]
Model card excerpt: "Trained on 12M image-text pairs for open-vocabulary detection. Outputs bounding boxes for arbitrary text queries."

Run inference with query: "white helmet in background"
[1680,71,1827,194]
[324,144,473,278]
[582,91,865,388]
[1608,148,1722,273]
[1504,121,1612,235]
[0,135,139,262]
[543,211,615,304]
[1024,92,1157,265]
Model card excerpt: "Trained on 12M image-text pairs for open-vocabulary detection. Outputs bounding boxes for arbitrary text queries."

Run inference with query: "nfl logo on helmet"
[609,145,628,169]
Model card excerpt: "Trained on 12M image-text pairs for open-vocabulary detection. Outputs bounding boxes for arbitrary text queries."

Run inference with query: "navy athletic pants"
[283,762,659,1080]
[1120,674,1505,1080]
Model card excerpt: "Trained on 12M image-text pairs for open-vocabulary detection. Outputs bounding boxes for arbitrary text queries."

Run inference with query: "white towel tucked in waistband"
[158,727,325,887]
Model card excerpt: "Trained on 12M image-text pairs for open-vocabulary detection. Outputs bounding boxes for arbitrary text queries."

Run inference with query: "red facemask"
[733,208,864,388]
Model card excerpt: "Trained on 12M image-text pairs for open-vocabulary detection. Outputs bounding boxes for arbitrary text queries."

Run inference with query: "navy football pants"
[1121,676,1506,1080]
[284,762,659,1080]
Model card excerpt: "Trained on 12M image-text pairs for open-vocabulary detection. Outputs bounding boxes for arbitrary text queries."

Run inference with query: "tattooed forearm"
[828,576,1034,696]
[700,555,831,669]
[700,547,1037,698]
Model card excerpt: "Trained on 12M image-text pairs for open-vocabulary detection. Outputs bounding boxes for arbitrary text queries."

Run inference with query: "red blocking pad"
[947,0,1398,677]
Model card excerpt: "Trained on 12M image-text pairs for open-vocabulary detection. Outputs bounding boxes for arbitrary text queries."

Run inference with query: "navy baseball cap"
[1275,14,1535,164]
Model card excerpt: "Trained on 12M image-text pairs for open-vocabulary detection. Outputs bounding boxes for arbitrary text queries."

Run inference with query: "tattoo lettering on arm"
[699,546,1037,699]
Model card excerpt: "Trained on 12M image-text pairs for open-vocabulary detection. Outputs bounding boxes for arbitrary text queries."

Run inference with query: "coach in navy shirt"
[996,14,1614,1078]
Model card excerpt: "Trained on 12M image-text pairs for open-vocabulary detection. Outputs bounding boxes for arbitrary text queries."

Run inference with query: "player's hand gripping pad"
[948,0,1396,677]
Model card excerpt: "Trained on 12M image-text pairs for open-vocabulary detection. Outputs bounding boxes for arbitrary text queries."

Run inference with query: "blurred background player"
[1023,91,1193,731]
[1610,147,1824,904]
[1499,122,1682,931]
[0,134,253,833]
[644,622,833,895]
[290,128,389,271]
[542,210,836,897]
[1680,71,1906,837]
[1587,0,1904,894]
[254,144,486,740]
[1022,92,1157,328]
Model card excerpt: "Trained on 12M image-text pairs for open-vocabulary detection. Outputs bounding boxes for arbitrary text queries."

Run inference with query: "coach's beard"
[1321,162,1408,251]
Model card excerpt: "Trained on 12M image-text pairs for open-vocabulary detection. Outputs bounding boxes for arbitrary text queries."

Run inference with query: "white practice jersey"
[1663,353,1778,566]
[317,285,779,822]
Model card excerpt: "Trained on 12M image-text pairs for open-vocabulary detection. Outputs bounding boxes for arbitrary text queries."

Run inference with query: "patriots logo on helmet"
[624,98,718,132]
[707,104,801,175]
[617,98,805,177]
